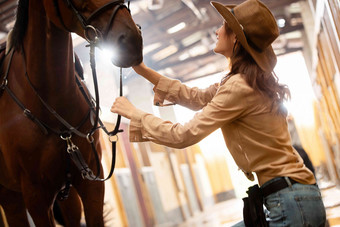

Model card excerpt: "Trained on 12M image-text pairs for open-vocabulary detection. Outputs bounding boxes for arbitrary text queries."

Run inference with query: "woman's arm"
[132,62,162,86]
[111,77,249,149]
[133,63,219,110]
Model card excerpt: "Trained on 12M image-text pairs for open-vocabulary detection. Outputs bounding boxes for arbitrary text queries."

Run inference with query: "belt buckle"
[284,176,292,187]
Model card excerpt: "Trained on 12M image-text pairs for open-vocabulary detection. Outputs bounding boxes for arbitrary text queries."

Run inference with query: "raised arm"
[132,62,162,86]
[133,62,219,110]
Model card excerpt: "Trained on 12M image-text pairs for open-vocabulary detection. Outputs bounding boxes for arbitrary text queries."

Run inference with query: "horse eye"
[136,24,141,30]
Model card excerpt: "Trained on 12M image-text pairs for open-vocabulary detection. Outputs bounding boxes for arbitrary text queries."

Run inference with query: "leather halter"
[53,0,128,40]
[52,0,130,141]
[51,0,131,182]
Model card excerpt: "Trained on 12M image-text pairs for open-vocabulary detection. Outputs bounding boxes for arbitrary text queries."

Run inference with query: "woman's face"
[214,22,236,58]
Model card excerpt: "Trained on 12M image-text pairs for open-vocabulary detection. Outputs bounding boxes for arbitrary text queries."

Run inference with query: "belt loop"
[284,176,292,187]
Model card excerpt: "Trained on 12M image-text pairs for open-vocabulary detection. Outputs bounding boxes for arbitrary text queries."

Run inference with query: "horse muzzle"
[109,31,143,68]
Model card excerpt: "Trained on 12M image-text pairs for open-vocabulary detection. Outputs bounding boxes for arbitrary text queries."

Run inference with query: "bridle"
[52,0,132,181]
[53,0,130,41]
[0,0,134,199]
[55,0,134,181]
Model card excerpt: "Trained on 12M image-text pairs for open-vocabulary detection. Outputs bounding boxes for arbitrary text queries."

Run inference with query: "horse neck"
[23,1,76,95]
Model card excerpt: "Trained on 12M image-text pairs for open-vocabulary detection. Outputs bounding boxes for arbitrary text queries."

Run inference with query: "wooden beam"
[148,22,304,70]
[195,0,302,11]
[0,0,17,13]
[142,12,220,46]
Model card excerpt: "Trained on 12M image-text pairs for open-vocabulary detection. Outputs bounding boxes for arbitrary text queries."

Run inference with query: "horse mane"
[9,0,29,51]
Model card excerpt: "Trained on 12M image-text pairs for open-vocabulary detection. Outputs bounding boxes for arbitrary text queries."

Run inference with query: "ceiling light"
[167,22,186,34]
[179,52,190,61]
[143,42,162,55]
[181,31,202,47]
[277,18,286,28]
[188,45,209,57]
[152,45,178,61]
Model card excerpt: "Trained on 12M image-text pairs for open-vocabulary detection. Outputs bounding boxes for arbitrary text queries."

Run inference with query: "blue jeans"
[233,177,326,227]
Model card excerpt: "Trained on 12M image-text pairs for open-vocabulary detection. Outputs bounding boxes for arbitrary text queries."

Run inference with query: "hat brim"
[210,1,276,72]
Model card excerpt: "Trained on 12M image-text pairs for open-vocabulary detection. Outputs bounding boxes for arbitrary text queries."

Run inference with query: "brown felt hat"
[211,0,279,72]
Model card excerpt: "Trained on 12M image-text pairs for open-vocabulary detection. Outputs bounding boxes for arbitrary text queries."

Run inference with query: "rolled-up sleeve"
[153,77,219,110]
[129,78,249,149]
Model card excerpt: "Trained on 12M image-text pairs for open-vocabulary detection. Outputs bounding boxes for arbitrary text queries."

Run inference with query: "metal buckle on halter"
[84,25,100,43]
[81,168,94,180]
[23,109,32,118]
[109,134,119,143]
[86,133,94,143]
[0,79,7,89]
[60,134,79,154]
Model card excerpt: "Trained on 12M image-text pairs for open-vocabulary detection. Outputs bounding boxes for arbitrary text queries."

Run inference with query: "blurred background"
[0,0,340,226]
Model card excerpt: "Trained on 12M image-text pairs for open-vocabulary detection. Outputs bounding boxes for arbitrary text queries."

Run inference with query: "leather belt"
[261,177,298,198]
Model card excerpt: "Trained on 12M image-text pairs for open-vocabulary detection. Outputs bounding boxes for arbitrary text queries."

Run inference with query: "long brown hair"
[225,24,290,113]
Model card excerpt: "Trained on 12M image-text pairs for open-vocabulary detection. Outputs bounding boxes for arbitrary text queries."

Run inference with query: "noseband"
[53,0,130,40]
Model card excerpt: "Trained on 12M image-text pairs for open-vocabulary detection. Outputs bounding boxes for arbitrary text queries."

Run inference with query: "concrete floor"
[48,178,340,227]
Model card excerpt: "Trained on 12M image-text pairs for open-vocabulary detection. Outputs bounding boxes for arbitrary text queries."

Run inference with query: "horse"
[0,0,143,226]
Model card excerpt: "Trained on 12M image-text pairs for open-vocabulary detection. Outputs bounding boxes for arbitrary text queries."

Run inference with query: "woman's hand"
[111,97,137,120]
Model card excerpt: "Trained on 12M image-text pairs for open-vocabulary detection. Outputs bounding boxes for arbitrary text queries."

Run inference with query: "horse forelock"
[10,0,29,51]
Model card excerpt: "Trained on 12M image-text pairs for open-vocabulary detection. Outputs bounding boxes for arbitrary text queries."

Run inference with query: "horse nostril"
[118,34,127,45]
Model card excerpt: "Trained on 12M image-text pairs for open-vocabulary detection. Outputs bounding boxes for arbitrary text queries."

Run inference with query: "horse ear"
[10,0,29,51]
[6,30,13,54]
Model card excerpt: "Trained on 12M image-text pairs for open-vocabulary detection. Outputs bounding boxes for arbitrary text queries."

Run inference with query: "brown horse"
[0,0,142,226]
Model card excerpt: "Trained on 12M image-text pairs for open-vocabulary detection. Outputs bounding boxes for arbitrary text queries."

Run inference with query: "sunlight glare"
[275,51,316,127]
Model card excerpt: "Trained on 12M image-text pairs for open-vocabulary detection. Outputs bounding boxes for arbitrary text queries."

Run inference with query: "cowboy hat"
[211,0,279,72]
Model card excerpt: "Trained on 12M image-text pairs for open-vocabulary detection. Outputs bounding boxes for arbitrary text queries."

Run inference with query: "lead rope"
[64,29,123,181]
[87,30,101,135]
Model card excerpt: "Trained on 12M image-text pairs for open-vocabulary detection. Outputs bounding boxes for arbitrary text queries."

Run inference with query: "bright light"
[277,18,286,28]
[167,22,186,34]
[143,42,162,55]
[275,51,316,127]
[188,45,209,57]
[102,49,114,60]
[181,31,202,47]
[152,45,178,61]
[97,45,118,64]
[179,52,190,61]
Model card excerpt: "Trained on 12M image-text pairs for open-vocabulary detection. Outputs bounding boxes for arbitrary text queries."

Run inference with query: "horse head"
[44,0,143,67]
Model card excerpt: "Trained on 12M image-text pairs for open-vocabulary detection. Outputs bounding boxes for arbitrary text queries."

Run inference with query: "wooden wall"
[301,0,340,184]
[101,122,235,227]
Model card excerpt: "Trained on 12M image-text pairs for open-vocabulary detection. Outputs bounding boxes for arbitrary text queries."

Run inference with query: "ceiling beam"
[195,0,302,10]
[148,21,304,70]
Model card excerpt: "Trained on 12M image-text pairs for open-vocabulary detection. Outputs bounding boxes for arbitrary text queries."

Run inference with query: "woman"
[111,0,326,226]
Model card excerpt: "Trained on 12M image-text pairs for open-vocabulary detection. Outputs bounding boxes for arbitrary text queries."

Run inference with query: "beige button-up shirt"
[129,74,315,186]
